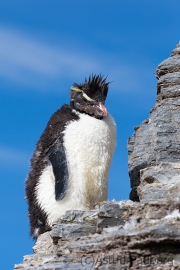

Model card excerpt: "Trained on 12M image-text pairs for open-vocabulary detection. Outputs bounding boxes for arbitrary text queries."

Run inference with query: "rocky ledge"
[15,43,180,270]
[15,200,180,270]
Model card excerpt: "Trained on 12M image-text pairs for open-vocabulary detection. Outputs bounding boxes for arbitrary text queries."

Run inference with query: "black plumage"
[25,74,110,239]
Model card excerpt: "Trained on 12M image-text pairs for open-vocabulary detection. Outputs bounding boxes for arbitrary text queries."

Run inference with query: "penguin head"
[70,74,109,119]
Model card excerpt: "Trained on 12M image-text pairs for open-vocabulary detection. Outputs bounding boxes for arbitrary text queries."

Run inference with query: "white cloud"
[0,26,101,88]
[0,145,30,167]
[0,26,155,92]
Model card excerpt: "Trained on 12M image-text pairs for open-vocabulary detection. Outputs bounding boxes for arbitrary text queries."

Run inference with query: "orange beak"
[99,103,108,116]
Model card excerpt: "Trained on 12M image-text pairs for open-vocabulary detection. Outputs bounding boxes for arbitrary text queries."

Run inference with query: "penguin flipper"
[48,136,68,201]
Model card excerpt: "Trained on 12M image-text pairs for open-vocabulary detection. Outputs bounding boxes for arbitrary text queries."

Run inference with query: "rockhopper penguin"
[25,74,116,239]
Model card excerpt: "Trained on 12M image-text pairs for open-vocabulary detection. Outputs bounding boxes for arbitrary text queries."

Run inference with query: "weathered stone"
[15,200,180,269]
[139,163,180,198]
[156,56,180,78]
[128,42,180,201]
[51,222,97,240]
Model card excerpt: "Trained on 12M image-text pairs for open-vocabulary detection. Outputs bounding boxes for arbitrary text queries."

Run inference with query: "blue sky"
[1,1,180,269]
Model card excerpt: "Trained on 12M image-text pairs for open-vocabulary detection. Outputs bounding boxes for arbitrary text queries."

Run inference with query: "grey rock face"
[128,42,180,201]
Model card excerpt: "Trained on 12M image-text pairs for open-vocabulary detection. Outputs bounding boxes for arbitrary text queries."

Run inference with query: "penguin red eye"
[82,95,88,102]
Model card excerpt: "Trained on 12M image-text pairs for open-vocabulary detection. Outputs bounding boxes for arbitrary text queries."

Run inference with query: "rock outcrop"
[128,42,180,202]
[15,43,180,270]
[15,200,180,269]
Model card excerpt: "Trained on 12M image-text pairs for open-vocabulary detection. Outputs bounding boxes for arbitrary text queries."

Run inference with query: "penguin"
[25,74,116,239]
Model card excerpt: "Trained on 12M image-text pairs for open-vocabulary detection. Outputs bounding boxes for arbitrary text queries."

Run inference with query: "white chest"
[63,113,116,207]
[36,112,116,225]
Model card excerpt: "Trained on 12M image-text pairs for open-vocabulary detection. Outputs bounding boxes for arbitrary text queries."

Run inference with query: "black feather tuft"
[73,74,110,103]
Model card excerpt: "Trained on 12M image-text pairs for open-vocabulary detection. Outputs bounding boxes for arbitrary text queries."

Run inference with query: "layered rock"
[14,200,180,269]
[128,42,180,201]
